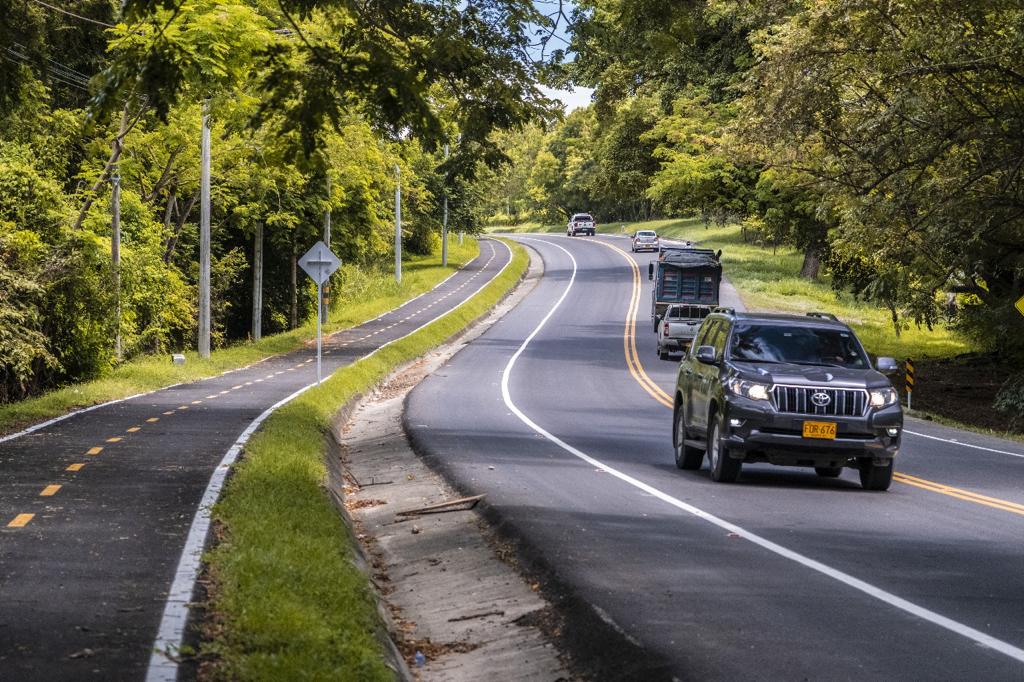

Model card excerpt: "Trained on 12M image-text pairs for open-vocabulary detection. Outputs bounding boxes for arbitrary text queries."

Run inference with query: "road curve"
[0,239,511,681]
[405,234,1024,680]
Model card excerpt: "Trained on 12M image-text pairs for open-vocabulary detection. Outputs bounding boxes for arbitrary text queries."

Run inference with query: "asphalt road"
[0,239,510,681]
[406,234,1024,680]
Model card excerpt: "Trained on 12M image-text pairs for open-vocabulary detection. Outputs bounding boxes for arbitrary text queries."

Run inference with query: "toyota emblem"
[811,391,831,407]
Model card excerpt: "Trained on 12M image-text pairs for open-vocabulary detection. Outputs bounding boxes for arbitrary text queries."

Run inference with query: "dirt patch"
[906,354,1022,435]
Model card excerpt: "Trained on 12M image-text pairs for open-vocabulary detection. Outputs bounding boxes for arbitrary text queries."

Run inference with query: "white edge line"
[500,237,1024,665]
[0,384,183,446]
[146,238,512,681]
[904,429,1024,460]
[0,241,484,447]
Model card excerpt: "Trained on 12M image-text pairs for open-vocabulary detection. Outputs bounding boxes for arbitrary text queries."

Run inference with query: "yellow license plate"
[802,421,837,439]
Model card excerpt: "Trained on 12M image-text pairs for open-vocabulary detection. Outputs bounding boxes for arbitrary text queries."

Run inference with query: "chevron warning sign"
[1016,295,1024,318]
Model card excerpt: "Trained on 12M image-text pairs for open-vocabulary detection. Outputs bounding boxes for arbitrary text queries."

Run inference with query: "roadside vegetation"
[1,0,553,407]
[202,241,528,678]
[0,240,477,436]
[480,2,1023,429]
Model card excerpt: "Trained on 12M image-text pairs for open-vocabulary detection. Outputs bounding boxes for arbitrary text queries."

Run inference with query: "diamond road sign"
[1016,295,1024,318]
[298,240,341,285]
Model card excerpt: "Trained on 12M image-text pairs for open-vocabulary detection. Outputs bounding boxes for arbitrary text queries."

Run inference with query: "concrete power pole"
[198,101,212,358]
[395,164,402,283]
[252,221,263,342]
[442,144,449,267]
[322,175,331,319]
[111,168,122,361]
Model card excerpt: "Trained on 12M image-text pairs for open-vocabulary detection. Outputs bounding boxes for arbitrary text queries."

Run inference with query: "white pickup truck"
[656,304,713,360]
[566,213,596,236]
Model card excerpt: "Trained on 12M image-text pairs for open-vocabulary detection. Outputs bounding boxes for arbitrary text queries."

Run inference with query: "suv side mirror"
[695,346,718,365]
[876,357,899,375]
[648,262,654,280]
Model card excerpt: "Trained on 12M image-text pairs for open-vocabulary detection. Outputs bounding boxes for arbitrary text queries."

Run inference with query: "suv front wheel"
[858,458,894,491]
[708,413,742,483]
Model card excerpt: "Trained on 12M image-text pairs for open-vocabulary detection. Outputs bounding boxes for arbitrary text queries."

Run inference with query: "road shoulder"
[328,246,571,678]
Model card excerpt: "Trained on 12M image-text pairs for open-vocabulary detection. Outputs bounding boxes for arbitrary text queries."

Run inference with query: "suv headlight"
[869,388,898,408]
[727,378,770,401]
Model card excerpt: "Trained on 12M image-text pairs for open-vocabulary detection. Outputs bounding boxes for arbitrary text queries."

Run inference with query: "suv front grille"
[772,385,868,417]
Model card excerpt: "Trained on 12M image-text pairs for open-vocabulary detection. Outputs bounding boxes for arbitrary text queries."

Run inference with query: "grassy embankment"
[0,239,479,436]
[201,241,529,679]
[491,218,970,361]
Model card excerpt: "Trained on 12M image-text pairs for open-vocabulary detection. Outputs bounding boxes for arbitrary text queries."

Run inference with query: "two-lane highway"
[406,234,1024,680]
[0,239,510,681]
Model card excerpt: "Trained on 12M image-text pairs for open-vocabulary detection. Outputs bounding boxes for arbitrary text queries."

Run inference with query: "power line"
[29,0,116,28]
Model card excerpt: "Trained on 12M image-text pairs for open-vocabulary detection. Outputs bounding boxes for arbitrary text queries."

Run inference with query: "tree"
[740,0,1024,349]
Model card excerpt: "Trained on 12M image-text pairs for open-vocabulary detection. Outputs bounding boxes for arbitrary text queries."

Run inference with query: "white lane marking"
[148,238,510,681]
[502,236,1024,665]
[146,381,320,682]
[905,429,1024,460]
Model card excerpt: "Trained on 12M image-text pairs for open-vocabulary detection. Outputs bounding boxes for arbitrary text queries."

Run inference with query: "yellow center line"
[146,417,159,423]
[86,446,103,456]
[592,240,673,408]
[106,437,122,443]
[126,426,141,433]
[7,513,34,528]
[40,484,61,497]
[67,463,85,472]
[592,237,1024,519]
[893,473,1024,516]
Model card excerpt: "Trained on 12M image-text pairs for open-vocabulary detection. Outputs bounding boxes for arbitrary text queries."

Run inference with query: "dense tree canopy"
[0,0,556,402]
[490,0,1023,365]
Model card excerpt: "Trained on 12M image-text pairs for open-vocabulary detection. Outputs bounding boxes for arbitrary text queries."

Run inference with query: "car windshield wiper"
[732,358,784,364]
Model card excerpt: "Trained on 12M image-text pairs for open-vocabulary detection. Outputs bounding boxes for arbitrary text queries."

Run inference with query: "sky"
[541,84,595,112]
[532,0,594,112]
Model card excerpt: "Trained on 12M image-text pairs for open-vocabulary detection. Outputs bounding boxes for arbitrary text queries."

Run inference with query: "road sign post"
[905,358,915,410]
[298,241,342,384]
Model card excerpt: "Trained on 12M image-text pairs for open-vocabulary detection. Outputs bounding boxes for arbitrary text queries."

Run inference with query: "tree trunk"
[800,247,821,280]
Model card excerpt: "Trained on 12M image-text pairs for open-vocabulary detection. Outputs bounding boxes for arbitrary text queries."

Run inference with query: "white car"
[631,230,660,252]
[567,213,596,236]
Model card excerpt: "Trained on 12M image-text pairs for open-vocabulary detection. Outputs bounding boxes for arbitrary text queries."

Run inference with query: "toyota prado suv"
[672,310,903,490]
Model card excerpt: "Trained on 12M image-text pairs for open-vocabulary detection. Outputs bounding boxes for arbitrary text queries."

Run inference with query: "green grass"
[0,239,479,437]
[497,217,971,360]
[203,241,529,679]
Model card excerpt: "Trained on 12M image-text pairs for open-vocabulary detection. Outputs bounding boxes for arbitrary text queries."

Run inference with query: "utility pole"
[442,144,449,267]
[395,164,402,284]
[322,175,331,319]
[111,168,122,362]
[252,220,263,342]
[198,100,211,359]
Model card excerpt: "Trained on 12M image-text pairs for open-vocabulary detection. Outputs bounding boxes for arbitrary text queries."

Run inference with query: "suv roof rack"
[806,312,839,321]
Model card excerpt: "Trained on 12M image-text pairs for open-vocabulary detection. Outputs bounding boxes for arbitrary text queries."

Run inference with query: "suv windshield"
[573,214,593,221]
[729,323,869,369]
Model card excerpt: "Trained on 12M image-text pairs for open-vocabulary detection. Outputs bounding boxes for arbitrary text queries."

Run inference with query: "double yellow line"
[590,237,1024,519]
[894,473,1024,517]
[595,240,673,408]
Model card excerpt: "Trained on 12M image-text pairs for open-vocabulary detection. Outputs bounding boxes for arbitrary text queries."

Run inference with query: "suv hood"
[730,361,891,389]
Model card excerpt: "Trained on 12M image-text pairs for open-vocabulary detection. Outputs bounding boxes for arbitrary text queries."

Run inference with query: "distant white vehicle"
[566,213,596,236]
[631,230,660,252]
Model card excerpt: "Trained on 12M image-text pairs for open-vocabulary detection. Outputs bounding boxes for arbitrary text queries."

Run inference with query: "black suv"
[672,310,902,490]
